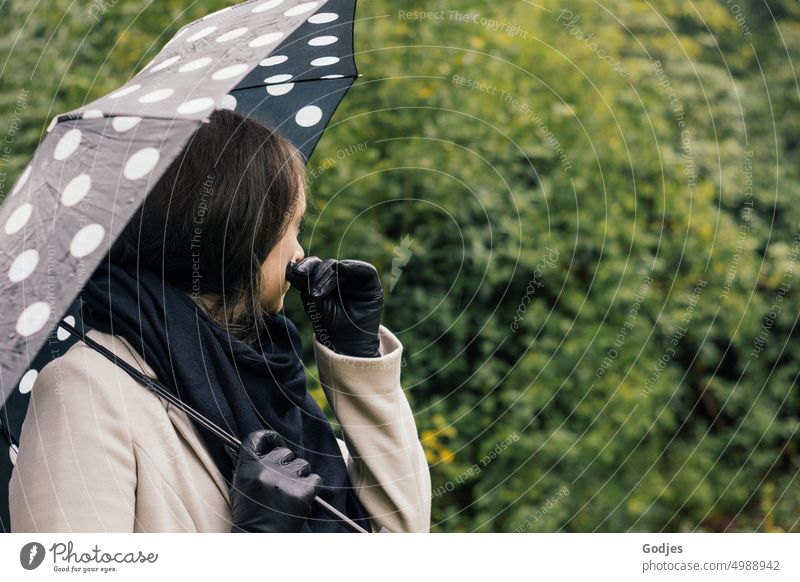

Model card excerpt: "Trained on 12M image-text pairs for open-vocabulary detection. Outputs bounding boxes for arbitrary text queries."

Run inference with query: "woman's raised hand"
[285,257,384,358]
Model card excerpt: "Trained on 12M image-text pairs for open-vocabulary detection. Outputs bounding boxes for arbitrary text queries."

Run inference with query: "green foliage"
[1,0,798,532]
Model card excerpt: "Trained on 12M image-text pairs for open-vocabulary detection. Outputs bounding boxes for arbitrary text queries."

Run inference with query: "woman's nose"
[294,242,305,263]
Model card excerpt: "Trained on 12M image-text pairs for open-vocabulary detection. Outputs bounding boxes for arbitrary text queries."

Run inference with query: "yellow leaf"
[440,448,456,464]
[469,36,486,50]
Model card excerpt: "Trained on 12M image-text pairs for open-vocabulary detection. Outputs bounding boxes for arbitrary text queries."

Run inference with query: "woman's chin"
[263,296,283,315]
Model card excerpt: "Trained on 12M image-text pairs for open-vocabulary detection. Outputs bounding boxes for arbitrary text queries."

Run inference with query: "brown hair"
[110,108,307,345]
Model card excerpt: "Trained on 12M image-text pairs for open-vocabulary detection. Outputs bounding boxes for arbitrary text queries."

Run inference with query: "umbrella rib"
[230,73,359,94]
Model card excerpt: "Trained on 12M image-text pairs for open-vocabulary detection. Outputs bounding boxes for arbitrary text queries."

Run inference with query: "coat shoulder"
[33,329,165,419]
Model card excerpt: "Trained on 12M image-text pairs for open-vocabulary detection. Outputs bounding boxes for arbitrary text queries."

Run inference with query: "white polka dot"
[260,55,288,67]
[265,74,292,84]
[177,97,216,114]
[211,63,249,80]
[5,203,33,234]
[9,249,38,282]
[308,12,339,24]
[124,147,160,180]
[267,83,294,96]
[216,27,248,43]
[9,444,18,466]
[311,56,339,67]
[138,88,174,103]
[54,129,81,160]
[187,26,217,42]
[308,35,337,46]
[82,109,103,119]
[70,223,105,258]
[57,315,75,341]
[295,105,323,127]
[150,55,181,72]
[321,74,345,79]
[248,31,284,48]
[18,369,37,394]
[112,116,141,132]
[108,84,141,99]
[252,0,284,13]
[10,165,31,196]
[61,174,91,206]
[285,2,319,16]
[16,301,50,337]
[179,57,213,72]
[217,94,237,110]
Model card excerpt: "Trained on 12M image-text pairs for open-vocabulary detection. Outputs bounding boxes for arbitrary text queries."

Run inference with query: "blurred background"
[1,0,798,532]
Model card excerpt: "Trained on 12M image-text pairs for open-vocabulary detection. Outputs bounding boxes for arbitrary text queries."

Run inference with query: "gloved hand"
[285,257,384,358]
[226,429,323,533]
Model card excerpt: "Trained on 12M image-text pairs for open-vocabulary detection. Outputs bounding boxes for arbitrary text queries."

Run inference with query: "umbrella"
[0,0,361,531]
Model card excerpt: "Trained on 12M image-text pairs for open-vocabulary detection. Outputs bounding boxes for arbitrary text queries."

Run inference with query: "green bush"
[1,0,798,532]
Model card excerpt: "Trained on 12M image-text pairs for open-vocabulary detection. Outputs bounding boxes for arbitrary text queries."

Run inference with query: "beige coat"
[8,324,431,533]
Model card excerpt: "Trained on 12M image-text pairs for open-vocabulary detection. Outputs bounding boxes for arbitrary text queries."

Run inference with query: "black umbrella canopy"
[60,0,357,160]
[0,0,359,522]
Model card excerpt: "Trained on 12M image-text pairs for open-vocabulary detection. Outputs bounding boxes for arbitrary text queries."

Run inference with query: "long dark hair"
[110,108,307,345]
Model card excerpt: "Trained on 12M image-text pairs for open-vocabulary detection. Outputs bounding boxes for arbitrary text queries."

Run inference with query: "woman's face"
[259,189,307,314]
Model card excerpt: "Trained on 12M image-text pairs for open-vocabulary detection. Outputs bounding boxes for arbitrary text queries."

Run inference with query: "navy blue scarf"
[80,259,372,533]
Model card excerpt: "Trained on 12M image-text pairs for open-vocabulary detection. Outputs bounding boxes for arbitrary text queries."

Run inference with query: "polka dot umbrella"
[0,0,359,530]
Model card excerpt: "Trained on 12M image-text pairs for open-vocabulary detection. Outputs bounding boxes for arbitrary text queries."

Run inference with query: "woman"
[8,108,431,533]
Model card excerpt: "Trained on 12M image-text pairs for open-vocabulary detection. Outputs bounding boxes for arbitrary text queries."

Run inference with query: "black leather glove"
[285,257,384,358]
[226,429,322,533]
